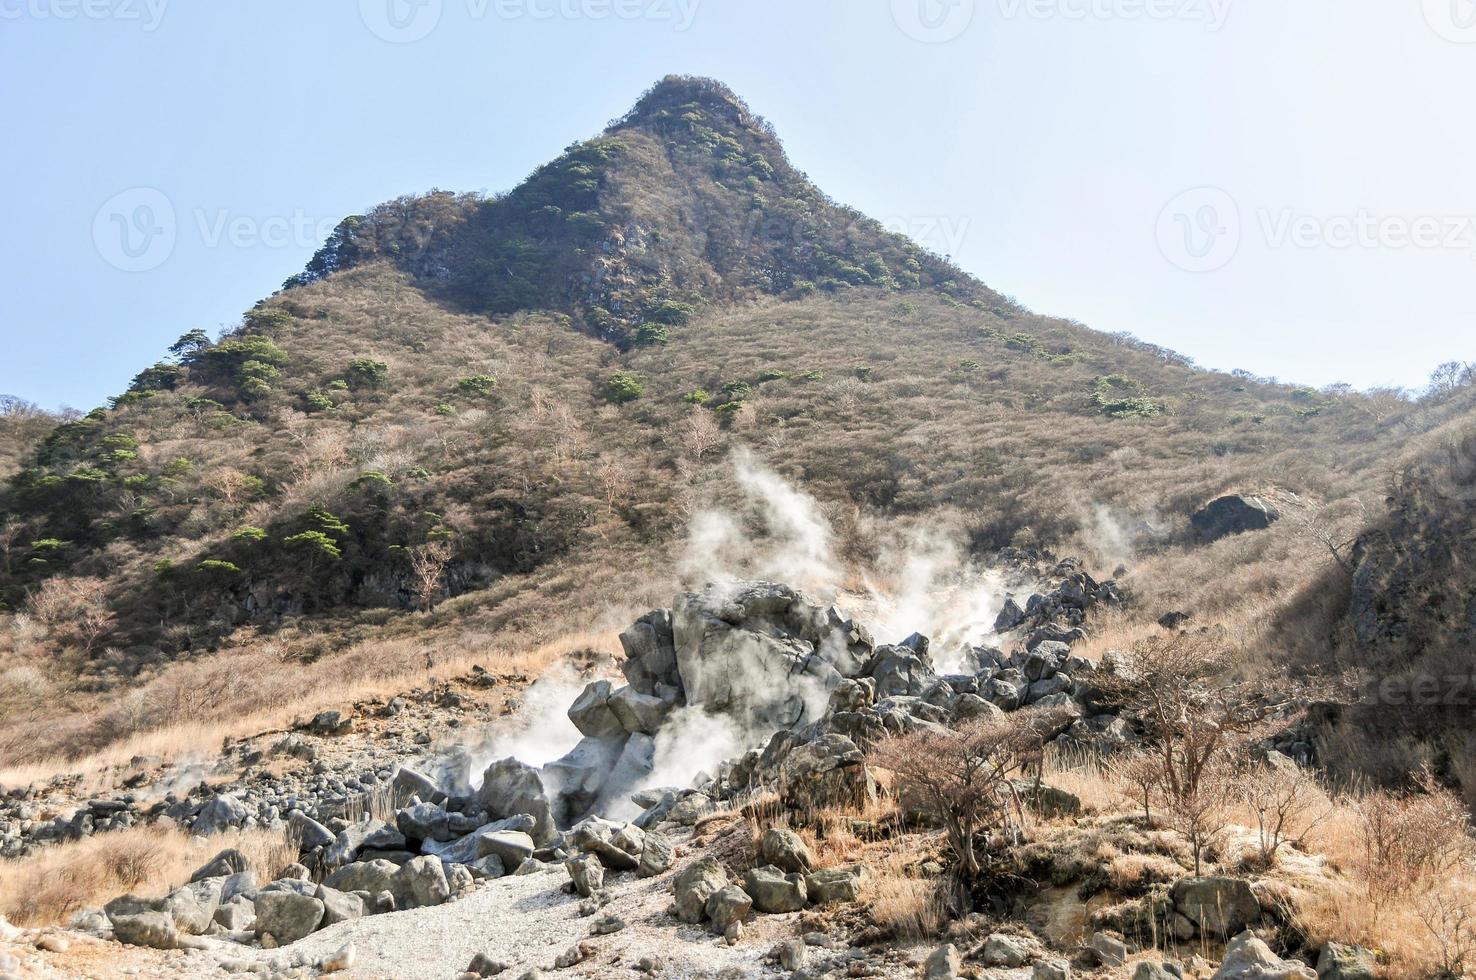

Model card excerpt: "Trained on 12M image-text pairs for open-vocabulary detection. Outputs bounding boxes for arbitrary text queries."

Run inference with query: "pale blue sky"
[3,0,1472,410]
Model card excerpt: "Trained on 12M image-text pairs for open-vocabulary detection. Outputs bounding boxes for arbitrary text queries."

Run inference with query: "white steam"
[680,447,838,596]
[462,664,586,792]
[684,447,1012,673]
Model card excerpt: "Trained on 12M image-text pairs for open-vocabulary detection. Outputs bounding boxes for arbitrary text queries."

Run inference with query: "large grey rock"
[925,943,961,980]
[638,831,675,877]
[396,855,450,908]
[568,680,626,738]
[477,758,556,846]
[871,649,933,698]
[396,802,478,843]
[672,582,847,731]
[325,820,405,867]
[190,848,249,882]
[392,767,446,804]
[1192,495,1281,543]
[289,811,335,851]
[1134,964,1179,980]
[760,827,812,874]
[1213,932,1316,980]
[323,860,398,896]
[106,898,178,950]
[742,864,808,913]
[253,891,324,944]
[982,933,1034,968]
[565,853,605,898]
[421,814,537,865]
[213,896,255,932]
[1315,943,1376,980]
[778,734,875,810]
[620,609,680,696]
[1036,961,1071,980]
[543,735,626,824]
[315,886,364,926]
[608,686,670,735]
[705,884,752,934]
[163,880,219,935]
[805,867,863,904]
[673,857,727,924]
[193,794,249,835]
[1172,877,1261,938]
[476,831,536,868]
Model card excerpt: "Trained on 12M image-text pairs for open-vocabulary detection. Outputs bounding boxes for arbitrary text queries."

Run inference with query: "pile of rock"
[0,795,136,859]
[668,828,863,943]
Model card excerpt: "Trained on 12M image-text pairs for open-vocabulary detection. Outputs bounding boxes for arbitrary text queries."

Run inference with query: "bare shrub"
[1355,771,1471,905]
[407,539,453,612]
[26,576,116,654]
[870,712,1039,877]
[1237,760,1331,867]
[1417,885,1476,980]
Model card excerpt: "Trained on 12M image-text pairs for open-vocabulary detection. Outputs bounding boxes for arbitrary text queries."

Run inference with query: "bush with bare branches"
[869,711,1044,878]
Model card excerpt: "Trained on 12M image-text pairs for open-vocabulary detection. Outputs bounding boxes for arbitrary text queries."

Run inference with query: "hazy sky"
[3,0,1472,410]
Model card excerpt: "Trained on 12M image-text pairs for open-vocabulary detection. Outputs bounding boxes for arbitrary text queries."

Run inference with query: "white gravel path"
[186,854,908,980]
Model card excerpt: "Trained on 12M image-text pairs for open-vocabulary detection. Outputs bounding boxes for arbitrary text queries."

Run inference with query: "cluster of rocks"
[0,793,136,859]
[667,827,863,944]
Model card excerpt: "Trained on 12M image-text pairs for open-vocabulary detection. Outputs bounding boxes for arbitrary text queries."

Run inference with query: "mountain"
[1,75,1473,770]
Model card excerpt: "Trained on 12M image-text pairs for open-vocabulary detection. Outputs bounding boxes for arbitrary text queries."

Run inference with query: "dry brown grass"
[0,824,296,927]
[865,847,956,941]
[0,625,620,789]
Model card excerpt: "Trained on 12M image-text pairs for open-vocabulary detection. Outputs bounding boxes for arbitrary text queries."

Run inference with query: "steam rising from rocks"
[464,448,1024,819]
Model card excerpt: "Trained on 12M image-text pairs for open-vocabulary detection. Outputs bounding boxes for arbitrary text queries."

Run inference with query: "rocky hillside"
[0,576,1455,979]
[5,72,1476,980]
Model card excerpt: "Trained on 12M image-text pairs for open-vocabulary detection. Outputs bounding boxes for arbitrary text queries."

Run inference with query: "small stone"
[982,933,1034,968]
[565,853,605,898]
[638,831,675,877]
[554,942,593,968]
[319,944,356,973]
[591,914,626,935]
[468,952,511,976]
[1035,959,1070,980]
[705,884,752,934]
[780,939,808,970]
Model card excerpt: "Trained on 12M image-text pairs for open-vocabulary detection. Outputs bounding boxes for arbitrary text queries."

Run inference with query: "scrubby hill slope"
[0,76,1470,771]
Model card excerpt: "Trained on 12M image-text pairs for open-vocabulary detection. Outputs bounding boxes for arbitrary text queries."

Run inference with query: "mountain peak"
[613,75,753,131]
[283,77,1001,342]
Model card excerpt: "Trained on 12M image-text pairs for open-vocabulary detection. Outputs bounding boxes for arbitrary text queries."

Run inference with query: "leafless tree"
[1356,769,1471,904]
[678,411,722,463]
[1166,756,1236,876]
[27,576,116,655]
[1238,760,1331,867]
[1113,752,1162,824]
[596,457,633,514]
[1267,489,1367,575]
[1097,634,1267,806]
[870,713,1039,878]
[1418,885,1476,979]
[408,540,453,612]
